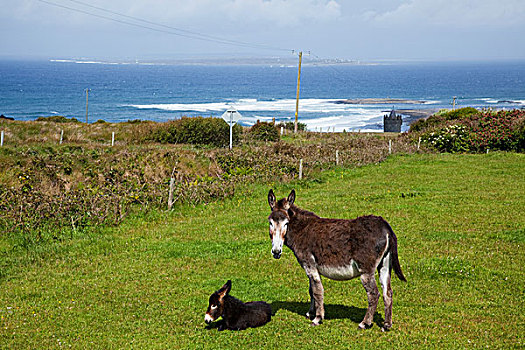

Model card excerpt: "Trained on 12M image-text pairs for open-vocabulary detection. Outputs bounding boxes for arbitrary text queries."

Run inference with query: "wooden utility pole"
[85,88,90,124]
[294,51,302,133]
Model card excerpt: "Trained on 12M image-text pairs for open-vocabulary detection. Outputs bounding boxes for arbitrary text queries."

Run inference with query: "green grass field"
[1,153,524,349]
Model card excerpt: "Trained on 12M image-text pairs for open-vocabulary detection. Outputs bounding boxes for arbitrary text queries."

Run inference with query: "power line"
[36,0,292,52]
[309,51,354,85]
[65,0,290,52]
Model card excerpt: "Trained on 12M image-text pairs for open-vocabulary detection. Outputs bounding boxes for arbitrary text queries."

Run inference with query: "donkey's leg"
[304,267,324,326]
[306,280,316,320]
[359,273,379,329]
[310,276,324,326]
[378,252,393,331]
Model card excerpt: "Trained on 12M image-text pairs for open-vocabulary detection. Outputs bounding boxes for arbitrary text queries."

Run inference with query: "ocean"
[1,59,524,132]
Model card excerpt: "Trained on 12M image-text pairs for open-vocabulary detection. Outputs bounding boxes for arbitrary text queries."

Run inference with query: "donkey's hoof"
[358,322,372,330]
[381,324,391,332]
[311,318,323,326]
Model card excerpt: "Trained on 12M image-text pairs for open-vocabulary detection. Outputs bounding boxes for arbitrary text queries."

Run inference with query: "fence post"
[299,159,303,180]
[417,137,421,150]
[168,166,177,210]
[59,129,64,144]
[111,132,115,146]
[389,139,392,154]
[0,130,3,147]
[336,150,339,166]
[281,126,284,136]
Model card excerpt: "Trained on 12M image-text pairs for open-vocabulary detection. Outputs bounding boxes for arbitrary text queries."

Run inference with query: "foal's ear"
[217,280,232,300]
[268,189,276,209]
[287,189,296,207]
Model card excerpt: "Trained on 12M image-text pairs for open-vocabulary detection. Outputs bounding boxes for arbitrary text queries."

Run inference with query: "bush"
[468,110,525,152]
[249,121,280,141]
[150,117,241,147]
[410,108,478,132]
[412,108,525,153]
[513,118,525,152]
[36,115,81,123]
[421,125,470,153]
[276,121,307,131]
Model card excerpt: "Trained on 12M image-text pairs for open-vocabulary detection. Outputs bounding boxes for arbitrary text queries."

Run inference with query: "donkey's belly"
[317,260,361,281]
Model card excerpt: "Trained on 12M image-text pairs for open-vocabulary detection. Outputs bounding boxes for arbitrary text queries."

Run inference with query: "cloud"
[2,0,341,27]
[366,0,525,27]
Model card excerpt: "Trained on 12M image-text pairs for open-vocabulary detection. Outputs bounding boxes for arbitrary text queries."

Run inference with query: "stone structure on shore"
[383,109,402,133]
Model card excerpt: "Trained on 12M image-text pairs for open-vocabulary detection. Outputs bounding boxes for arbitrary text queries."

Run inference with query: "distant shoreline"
[333,98,428,105]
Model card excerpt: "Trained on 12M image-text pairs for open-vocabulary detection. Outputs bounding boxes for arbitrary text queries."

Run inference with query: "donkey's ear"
[218,280,232,299]
[287,189,296,206]
[268,189,276,209]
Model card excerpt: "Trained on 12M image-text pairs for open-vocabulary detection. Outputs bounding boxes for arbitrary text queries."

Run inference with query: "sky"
[1,0,525,61]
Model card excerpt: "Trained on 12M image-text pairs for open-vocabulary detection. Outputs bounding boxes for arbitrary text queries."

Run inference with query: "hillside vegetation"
[0,117,415,246]
[409,108,525,153]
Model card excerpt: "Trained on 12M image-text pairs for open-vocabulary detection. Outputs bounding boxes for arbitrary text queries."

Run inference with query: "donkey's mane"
[289,204,319,219]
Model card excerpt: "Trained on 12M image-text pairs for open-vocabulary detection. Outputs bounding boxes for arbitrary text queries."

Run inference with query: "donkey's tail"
[386,222,407,282]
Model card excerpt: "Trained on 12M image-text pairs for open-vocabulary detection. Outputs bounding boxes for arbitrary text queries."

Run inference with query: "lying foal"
[205,280,271,331]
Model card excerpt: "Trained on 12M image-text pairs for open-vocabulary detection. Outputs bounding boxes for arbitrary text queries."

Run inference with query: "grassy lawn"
[1,153,524,349]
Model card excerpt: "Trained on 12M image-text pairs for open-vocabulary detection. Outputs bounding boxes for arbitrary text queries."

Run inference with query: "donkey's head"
[205,280,231,324]
[267,189,295,259]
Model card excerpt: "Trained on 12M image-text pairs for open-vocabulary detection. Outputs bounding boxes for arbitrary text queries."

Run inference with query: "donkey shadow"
[270,301,384,326]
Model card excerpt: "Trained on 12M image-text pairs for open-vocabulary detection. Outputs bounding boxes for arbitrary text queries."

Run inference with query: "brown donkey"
[267,189,406,331]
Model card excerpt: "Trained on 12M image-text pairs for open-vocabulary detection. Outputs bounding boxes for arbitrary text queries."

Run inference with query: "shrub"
[150,117,241,147]
[412,108,525,153]
[513,118,525,152]
[36,115,81,123]
[249,121,280,141]
[421,124,470,153]
[468,110,525,152]
[410,107,479,133]
[276,121,307,131]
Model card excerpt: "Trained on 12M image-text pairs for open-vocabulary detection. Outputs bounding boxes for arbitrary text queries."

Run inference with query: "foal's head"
[267,189,295,259]
[205,280,231,324]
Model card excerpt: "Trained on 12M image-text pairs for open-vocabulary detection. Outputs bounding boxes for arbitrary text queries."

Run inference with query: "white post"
[299,159,303,180]
[0,130,3,147]
[111,132,115,146]
[281,126,284,136]
[168,177,175,210]
[389,139,392,154]
[60,129,64,144]
[168,165,177,210]
[336,150,339,165]
[418,137,421,150]
[229,112,233,150]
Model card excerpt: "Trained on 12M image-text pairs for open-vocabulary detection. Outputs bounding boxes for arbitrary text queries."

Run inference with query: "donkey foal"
[205,280,272,331]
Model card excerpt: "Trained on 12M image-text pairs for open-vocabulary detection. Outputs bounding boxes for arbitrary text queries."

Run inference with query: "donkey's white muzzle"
[271,236,284,259]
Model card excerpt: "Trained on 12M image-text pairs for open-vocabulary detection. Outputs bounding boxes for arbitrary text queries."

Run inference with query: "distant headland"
[333,98,428,105]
